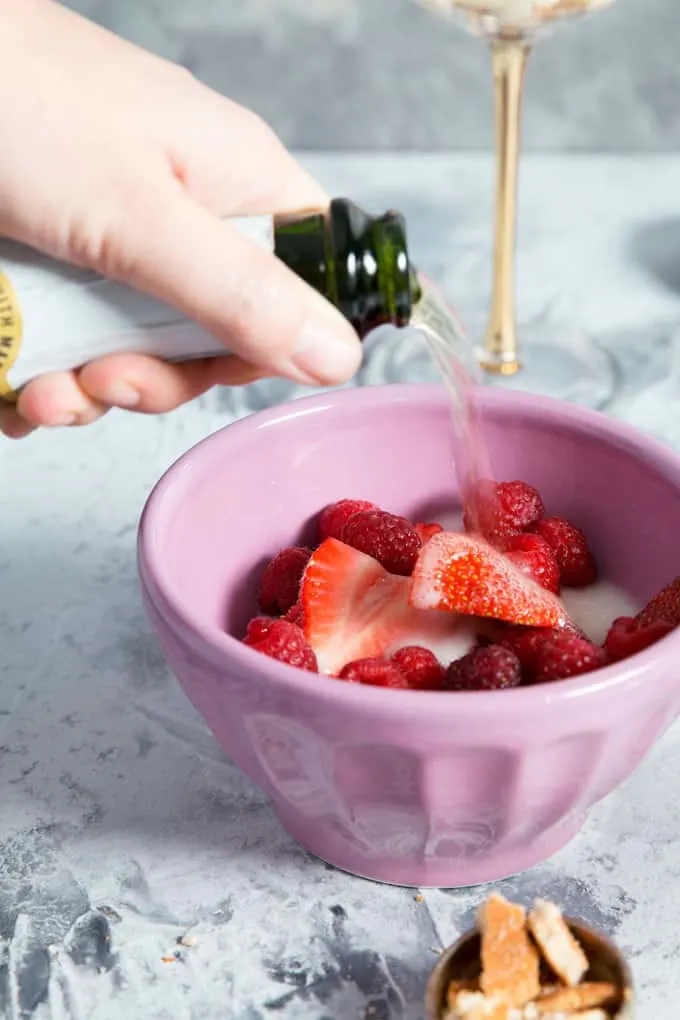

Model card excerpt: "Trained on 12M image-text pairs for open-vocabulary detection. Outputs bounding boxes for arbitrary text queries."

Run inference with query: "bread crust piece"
[527,900,589,987]
[535,981,618,1014]
[478,894,541,1007]
[447,980,482,1008]
[445,990,518,1019]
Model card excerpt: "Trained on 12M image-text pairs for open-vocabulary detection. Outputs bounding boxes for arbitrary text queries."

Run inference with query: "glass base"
[474,321,618,410]
[359,320,618,412]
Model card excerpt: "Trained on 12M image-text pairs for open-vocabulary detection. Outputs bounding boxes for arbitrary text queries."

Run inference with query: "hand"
[0,0,361,439]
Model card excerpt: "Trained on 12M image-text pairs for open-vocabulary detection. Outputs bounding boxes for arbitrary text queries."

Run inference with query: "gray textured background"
[67,0,680,151]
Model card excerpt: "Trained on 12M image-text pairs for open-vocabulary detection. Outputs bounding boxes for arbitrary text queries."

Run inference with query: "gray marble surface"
[3,152,680,1019]
[66,0,680,151]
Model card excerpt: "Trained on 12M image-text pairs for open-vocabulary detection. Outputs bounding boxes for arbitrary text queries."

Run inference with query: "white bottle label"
[0,214,275,398]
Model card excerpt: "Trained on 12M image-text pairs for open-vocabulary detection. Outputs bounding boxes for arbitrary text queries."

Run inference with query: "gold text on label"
[0,271,22,402]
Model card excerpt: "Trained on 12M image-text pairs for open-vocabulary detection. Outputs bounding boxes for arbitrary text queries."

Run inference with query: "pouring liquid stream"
[410,277,494,532]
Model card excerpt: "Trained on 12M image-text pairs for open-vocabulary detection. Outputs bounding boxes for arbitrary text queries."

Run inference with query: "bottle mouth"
[376,208,418,328]
[327,200,417,334]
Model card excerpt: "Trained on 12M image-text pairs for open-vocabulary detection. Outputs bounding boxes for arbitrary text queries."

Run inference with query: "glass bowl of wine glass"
[415,0,618,408]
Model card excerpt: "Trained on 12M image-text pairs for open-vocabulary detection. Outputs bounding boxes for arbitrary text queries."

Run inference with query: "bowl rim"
[138,383,680,715]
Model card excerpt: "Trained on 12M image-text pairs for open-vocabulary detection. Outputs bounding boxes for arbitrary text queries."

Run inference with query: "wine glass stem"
[480,38,532,375]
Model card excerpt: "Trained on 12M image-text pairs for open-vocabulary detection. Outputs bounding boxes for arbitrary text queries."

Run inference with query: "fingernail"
[102,381,141,408]
[291,321,361,385]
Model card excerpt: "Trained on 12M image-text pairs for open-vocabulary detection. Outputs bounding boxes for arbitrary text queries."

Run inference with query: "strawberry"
[415,522,444,545]
[636,577,680,628]
[409,532,567,628]
[301,538,449,675]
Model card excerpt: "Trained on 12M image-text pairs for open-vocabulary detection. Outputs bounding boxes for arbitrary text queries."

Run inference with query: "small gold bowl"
[425,919,635,1019]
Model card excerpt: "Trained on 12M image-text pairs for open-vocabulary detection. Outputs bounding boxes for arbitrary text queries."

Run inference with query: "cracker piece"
[447,979,481,1008]
[535,982,618,1014]
[528,900,589,987]
[446,990,515,1019]
[478,894,541,1007]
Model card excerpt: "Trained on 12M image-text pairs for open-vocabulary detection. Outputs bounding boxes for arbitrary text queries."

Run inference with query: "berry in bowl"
[138,384,680,887]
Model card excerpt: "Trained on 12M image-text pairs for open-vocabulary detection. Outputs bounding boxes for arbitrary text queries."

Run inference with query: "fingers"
[0,403,35,440]
[15,371,108,429]
[78,352,268,413]
[3,353,268,436]
[98,173,362,387]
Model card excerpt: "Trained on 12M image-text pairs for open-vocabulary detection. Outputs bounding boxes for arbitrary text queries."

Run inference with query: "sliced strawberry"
[301,538,456,675]
[409,532,567,628]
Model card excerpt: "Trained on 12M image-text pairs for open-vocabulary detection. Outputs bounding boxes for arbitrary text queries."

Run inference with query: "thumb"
[97,172,363,387]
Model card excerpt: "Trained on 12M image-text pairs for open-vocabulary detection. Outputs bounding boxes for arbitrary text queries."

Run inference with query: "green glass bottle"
[274,198,422,338]
[0,198,424,399]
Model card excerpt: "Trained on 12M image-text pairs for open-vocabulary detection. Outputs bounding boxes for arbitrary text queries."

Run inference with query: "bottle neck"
[274,198,420,338]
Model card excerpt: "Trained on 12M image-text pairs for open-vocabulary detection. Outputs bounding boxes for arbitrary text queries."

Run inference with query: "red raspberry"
[244,616,274,644]
[342,510,421,577]
[318,499,376,541]
[604,616,675,664]
[415,522,444,545]
[284,602,305,627]
[532,630,605,684]
[447,645,521,691]
[243,617,317,671]
[339,657,407,688]
[464,479,544,546]
[531,517,596,588]
[258,546,312,615]
[497,625,556,680]
[505,533,560,594]
[391,646,446,691]
[637,577,680,628]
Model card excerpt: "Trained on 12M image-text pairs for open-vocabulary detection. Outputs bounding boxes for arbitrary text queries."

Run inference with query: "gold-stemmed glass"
[417,0,618,408]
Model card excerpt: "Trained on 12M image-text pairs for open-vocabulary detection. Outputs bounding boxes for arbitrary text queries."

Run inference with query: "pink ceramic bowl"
[138,385,680,888]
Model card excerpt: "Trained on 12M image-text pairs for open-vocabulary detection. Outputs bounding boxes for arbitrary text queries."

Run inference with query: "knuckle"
[234,104,281,151]
[167,63,199,92]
